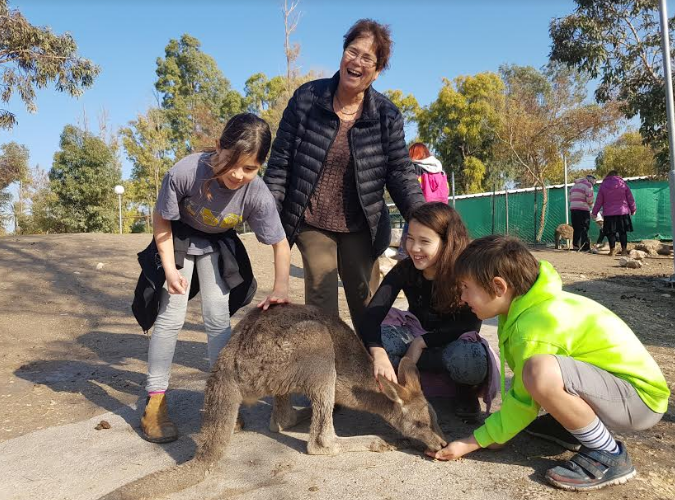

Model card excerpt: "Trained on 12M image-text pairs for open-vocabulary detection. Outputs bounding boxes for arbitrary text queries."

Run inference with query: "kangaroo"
[554,223,574,250]
[101,304,446,500]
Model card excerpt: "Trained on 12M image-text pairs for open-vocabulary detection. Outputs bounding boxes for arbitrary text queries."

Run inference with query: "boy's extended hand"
[426,435,482,461]
[257,288,290,311]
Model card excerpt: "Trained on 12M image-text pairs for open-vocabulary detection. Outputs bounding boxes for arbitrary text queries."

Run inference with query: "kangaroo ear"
[397,358,422,393]
[378,376,407,405]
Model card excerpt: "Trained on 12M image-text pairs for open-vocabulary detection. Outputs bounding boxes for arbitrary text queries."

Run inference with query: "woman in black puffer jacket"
[263,18,424,329]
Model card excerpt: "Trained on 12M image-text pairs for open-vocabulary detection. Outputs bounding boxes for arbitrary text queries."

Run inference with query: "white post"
[114,185,125,235]
[451,170,456,207]
[658,0,675,282]
[563,154,569,225]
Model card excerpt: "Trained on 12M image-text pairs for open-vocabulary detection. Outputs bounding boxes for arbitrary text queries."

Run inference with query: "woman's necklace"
[334,93,362,116]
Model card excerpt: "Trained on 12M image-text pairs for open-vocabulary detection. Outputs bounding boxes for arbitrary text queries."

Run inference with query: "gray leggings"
[381,325,488,386]
[146,252,231,393]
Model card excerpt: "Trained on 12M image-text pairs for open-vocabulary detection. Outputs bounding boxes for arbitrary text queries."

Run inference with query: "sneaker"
[525,414,581,451]
[545,441,637,491]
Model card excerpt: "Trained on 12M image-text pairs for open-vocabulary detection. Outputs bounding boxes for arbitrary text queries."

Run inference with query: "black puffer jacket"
[263,73,425,258]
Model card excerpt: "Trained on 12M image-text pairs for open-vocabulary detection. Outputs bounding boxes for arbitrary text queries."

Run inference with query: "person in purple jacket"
[591,170,637,256]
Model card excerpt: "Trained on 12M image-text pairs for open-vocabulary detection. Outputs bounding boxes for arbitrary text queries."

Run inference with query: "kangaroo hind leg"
[270,394,312,433]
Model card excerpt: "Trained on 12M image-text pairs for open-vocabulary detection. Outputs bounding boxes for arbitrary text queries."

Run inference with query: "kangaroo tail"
[99,371,243,500]
[98,457,216,500]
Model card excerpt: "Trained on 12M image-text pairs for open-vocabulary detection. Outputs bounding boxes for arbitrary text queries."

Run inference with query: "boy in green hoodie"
[426,235,669,491]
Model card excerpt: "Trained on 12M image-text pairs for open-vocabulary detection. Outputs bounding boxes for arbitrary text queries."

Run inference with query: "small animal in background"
[100,304,446,500]
[554,223,574,250]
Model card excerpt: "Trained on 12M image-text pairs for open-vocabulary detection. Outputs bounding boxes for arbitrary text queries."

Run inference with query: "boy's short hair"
[455,235,539,297]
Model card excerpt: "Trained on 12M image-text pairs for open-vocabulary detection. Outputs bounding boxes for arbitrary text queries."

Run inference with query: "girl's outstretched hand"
[257,289,290,311]
[425,435,481,461]
[373,352,397,384]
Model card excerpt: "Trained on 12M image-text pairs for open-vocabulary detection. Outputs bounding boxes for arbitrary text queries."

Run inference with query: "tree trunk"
[536,182,548,243]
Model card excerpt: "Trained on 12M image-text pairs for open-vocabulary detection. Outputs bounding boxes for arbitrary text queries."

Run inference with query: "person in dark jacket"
[140,114,291,444]
[358,203,488,420]
[263,19,425,328]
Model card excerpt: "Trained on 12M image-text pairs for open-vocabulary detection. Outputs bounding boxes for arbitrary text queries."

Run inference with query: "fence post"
[451,170,456,208]
[491,182,496,234]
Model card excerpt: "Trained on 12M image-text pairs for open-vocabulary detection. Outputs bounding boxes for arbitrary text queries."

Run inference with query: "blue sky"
[2,0,651,178]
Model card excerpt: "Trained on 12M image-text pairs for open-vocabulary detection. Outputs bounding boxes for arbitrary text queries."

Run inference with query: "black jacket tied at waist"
[131,221,257,333]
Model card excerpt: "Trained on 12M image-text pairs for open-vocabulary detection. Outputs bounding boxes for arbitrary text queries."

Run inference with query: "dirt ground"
[1,233,674,500]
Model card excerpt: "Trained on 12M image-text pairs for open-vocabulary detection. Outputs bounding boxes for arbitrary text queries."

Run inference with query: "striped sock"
[567,416,619,454]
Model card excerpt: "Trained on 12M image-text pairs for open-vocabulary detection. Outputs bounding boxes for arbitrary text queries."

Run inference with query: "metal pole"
[563,154,569,225]
[118,193,123,235]
[451,170,456,207]
[658,0,675,282]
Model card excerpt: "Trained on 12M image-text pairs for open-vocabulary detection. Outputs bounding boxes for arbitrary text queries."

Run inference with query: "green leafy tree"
[0,0,99,129]
[0,141,28,232]
[15,164,56,234]
[595,130,658,177]
[120,108,173,211]
[49,125,121,233]
[550,0,673,171]
[384,89,421,127]
[494,64,622,241]
[417,73,504,193]
[155,34,244,155]
[245,73,286,115]
[255,71,320,143]
[0,140,28,188]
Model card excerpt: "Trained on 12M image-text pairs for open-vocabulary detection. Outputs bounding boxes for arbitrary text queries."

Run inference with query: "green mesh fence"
[389,178,672,243]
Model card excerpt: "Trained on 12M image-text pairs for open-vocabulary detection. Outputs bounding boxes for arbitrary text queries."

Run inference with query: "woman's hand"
[166,269,188,295]
[425,435,482,461]
[257,287,290,311]
[403,336,427,364]
[370,347,397,384]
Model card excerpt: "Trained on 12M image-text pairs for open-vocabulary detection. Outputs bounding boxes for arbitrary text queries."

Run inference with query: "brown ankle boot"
[141,393,178,443]
[608,247,616,257]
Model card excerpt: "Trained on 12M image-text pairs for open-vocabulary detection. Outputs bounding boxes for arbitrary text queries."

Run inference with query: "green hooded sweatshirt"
[474,260,670,448]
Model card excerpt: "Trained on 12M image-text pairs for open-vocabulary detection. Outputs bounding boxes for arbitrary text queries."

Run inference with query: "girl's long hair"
[201,113,271,200]
[408,202,470,312]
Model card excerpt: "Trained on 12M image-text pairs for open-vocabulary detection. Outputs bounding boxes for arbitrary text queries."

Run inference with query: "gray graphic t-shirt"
[156,152,285,255]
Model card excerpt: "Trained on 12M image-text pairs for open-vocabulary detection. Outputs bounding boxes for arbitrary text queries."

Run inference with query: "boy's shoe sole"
[546,467,636,491]
[545,442,636,491]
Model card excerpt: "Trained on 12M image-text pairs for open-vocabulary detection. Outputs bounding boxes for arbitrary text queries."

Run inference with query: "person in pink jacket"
[569,175,596,251]
[591,170,637,256]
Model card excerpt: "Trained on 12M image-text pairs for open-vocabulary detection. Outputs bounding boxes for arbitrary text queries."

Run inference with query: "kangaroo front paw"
[368,438,396,453]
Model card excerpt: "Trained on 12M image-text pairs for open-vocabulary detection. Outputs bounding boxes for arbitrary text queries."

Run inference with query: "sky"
[2,0,660,181]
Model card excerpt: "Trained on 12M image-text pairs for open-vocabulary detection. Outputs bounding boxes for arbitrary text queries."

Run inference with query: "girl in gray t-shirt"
[141,113,290,444]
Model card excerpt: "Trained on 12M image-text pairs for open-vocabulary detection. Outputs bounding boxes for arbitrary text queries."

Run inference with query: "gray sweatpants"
[146,252,231,393]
